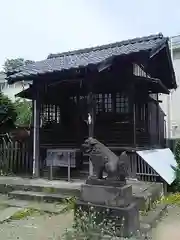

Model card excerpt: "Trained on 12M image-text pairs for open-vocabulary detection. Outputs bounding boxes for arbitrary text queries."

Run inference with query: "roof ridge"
[47,33,164,59]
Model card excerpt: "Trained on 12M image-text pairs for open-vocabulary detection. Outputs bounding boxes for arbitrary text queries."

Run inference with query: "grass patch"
[59,196,77,214]
[10,208,45,220]
[161,193,180,205]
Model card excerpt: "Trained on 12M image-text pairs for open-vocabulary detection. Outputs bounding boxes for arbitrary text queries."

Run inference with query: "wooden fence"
[0,141,32,176]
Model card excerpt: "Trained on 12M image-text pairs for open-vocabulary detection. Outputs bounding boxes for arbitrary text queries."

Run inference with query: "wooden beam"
[134,76,169,94]
[156,94,160,145]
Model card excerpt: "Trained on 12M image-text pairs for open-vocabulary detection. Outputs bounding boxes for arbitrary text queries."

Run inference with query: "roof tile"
[8,33,167,80]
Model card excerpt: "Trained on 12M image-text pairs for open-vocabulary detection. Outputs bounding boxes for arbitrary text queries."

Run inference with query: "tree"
[3,58,35,73]
[2,58,34,126]
[170,140,180,192]
[0,92,17,131]
[14,99,32,127]
[175,140,180,167]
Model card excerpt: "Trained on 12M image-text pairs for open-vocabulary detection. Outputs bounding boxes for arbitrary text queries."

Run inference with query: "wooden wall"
[38,91,164,148]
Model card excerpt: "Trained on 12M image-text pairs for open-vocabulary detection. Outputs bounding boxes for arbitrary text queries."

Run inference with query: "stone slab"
[0,207,22,223]
[80,184,132,207]
[76,200,140,238]
[8,190,68,202]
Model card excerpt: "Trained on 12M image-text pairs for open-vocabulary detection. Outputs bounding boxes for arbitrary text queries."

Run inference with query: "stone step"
[8,190,69,203]
[79,170,89,175]
[0,181,81,197]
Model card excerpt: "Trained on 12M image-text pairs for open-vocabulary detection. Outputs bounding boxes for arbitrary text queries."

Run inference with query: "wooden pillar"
[130,84,136,147]
[133,103,136,147]
[86,75,96,176]
[87,92,95,138]
[87,91,95,176]
[32,85,40,178]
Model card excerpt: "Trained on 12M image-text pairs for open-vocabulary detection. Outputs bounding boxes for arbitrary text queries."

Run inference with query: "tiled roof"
[8,33,168,81]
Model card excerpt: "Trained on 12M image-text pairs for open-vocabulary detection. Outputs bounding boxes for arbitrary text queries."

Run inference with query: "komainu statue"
[82,137,128,181]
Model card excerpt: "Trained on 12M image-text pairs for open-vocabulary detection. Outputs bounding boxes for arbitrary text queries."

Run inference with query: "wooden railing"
[127,152,159,182]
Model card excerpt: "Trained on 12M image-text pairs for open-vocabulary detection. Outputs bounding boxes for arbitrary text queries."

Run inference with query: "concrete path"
[150,205,180,239]
[0,211,73,240]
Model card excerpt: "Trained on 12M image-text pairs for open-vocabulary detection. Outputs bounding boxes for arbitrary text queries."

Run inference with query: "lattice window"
[116,93,129,113]
[104,94,112,112]
[96,94,103,113]
[41,104,61,126]
[95,94,112,114]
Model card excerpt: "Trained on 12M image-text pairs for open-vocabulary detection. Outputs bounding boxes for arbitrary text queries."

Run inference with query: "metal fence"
[0,141,31,176]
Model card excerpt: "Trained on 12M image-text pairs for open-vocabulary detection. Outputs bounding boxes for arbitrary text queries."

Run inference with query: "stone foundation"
[76,200,140,238]
[75,178,140,238]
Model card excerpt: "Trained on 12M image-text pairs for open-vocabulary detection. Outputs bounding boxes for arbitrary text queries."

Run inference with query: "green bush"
[14,99,32,127]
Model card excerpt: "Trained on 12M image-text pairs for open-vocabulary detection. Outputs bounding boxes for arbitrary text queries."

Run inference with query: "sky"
[0,0,180,70]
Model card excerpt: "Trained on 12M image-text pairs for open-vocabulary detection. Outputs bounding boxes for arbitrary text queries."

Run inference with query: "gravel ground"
[1,205,180,240]
[0,211,73,240]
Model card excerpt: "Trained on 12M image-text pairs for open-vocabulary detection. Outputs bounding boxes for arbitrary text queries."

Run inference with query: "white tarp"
[136,148,177,185]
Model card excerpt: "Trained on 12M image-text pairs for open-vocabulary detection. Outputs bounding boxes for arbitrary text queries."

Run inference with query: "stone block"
[76,200,140,238]
[80,184,132,207]
[86,177,126,187]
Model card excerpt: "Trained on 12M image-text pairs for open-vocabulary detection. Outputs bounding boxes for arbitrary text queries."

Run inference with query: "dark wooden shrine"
[7,34,177,179]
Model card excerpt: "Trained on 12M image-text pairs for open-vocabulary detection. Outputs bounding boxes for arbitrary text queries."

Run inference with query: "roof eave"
[166,43,177,89]
[135,76,170,94]
[148,39,177,90]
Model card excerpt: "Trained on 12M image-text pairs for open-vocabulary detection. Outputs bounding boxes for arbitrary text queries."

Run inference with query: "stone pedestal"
[76,178,140,238]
